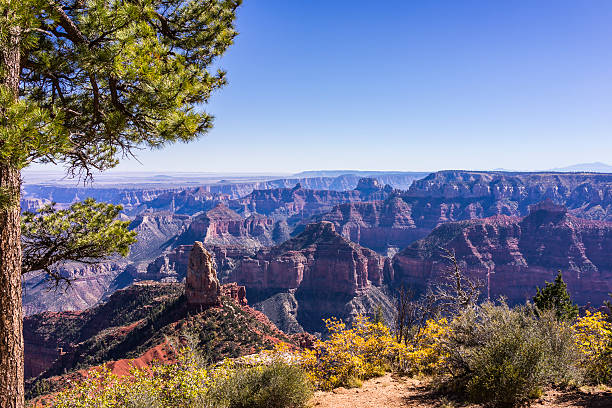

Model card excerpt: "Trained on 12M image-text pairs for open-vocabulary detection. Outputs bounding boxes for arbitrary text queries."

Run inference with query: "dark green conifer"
[533,271,579,320]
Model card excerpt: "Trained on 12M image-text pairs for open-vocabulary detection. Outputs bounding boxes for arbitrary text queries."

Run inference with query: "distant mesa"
[527,199,567,220]
[355,177,383,192]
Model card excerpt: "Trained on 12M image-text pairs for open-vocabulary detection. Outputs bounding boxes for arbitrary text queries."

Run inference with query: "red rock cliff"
[233,221,389,297]
[392,200,612,305]
[176,204,275,248]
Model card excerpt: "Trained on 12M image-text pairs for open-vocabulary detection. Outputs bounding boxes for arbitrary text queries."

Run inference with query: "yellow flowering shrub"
[39,315,457,403]
[402,318,449,375]
[52,367,126,408]
[300,315,404,390]
[43,344,310,408]
[572,311,612,384]
[51,346,216,408]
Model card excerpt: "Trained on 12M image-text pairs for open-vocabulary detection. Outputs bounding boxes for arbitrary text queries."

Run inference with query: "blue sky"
[37,0,612,173]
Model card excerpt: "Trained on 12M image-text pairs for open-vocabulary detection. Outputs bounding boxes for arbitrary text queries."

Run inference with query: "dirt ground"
[311,373,612,408]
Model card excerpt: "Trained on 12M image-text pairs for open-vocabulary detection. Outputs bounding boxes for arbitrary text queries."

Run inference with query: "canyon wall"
[175,204,277,248]
[402,171,612,222]
[233,221,395,331]
[22,262,128,316]
[230,178,393,223]
[392,200,612,306]
[314,197,428,254]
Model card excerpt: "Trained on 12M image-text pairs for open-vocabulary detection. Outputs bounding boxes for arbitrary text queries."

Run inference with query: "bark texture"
[0,23,25,408]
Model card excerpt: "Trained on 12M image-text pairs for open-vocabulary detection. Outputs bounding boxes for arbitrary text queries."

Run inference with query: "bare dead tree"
[394,285,438,346]
[428,247,483,315]
[395,286,411,344]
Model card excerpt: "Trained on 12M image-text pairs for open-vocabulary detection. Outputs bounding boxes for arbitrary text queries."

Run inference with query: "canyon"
[20,170,612,328]
[21,169,612,404]
[24,245,293,397]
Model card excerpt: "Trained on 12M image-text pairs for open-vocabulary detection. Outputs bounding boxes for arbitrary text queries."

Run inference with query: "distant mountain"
[292,170,429,178]
[549,162,612,173]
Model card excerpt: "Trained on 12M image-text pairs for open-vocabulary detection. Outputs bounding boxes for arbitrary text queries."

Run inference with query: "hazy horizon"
[21,161,612,187]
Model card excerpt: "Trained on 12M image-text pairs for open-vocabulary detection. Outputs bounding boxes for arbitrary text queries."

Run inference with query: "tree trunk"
[0,23,25,408]
[0,165,23,408]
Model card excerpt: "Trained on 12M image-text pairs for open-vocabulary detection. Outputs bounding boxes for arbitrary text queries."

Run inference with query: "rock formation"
[127,211,192,262]
[176,204,277,248]
[392,200,612,306]
[22,170,612,319]
[232,178,393,224]
[22,184,180,215]
[402,170,612,222]
[233,221,395,332]
[141,243,256,284]
[143,254,179,282]
[221,282,248,306]
[234,221,389,296]
[309,171,612,255]
[24,280,293,390]
[313,196,427,255]
[186,242,221,307]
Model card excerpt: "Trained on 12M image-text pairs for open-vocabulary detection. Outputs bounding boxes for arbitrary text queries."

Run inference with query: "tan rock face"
[186,242,221,307]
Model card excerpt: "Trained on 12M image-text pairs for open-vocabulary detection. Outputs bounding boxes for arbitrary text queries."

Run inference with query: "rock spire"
[186,241,221,307]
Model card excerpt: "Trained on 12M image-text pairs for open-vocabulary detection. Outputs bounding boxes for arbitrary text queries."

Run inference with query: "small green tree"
[533,272,578,321]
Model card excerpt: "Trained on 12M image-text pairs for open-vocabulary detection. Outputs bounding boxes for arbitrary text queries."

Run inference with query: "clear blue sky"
[36,0,612,173]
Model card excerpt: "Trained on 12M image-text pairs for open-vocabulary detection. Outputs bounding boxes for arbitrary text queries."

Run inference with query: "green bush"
[440,302,581,408]
[212,361,312,408]
[537,310,582,386]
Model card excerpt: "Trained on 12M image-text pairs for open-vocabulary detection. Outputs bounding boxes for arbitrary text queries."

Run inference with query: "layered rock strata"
[232,178,393,223]
[176,204,276,248]
[314,197,428,255]
[234,221,389,297]
[392,200,612,306]
[234,221,395,332]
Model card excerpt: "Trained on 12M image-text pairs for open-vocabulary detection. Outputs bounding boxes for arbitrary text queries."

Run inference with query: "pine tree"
[21,199,137,281]
[0,1,241,406]
[533,271,579,321]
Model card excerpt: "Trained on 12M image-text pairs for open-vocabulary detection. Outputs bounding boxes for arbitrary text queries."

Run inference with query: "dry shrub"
[439,302,581,408]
